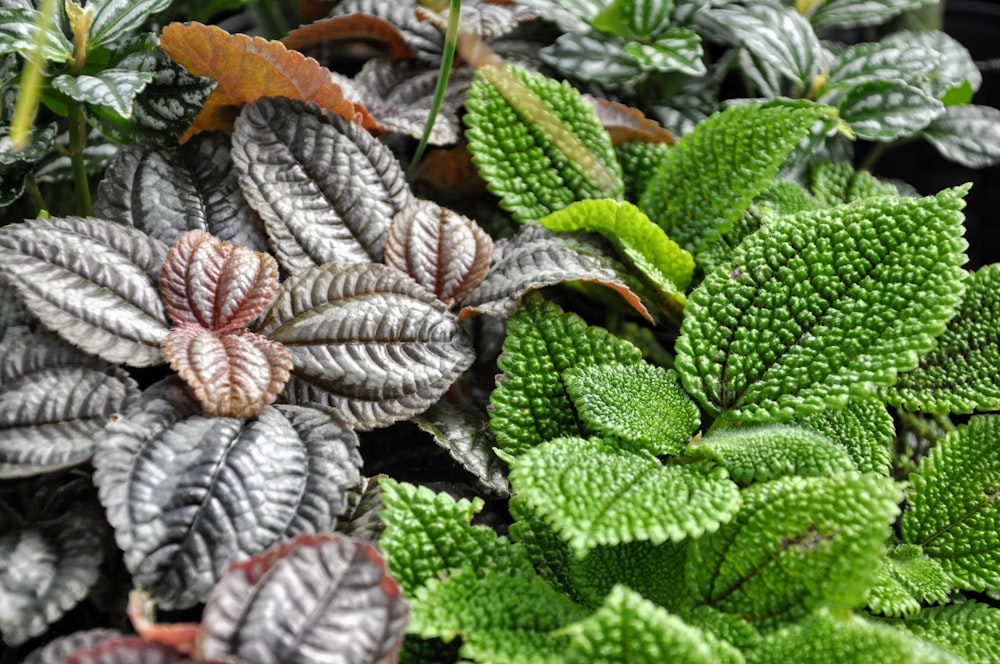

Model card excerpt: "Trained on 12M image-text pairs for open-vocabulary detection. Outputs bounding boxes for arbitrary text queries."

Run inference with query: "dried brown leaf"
[583,95,676,146]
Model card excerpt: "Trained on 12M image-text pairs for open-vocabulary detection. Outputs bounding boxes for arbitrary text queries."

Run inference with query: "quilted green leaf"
[749,611,962,664]
[509,496,580,602]
[866,544,952,618]
[410,569,588,663]
[465,63,623,224]
[798,399,895,475]
[686,425,856,485]
[888,264,1000,413]
[539,199,694,292]
[489,294,643,457]
[639,101,838,257]
[615,141,670,202]
[675,187,969,423]
[510,437,741,556]
[562,585,744,664]
[570,540,689,610]
[564,362,700,456]
[809,161,899,206]
[901,415,1000,591]
[895,601,1000,664]
[377,478,533,596]
[685,473,902,627]
[683,605,762,653]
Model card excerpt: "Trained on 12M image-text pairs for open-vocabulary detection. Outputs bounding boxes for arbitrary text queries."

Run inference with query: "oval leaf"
[198,533,409,664]
[257,263,475,430]
[232,96,413,271]
[384,200,493,307]
[282,14,416,59]
[94,379,363,609]
[0,216,171,366]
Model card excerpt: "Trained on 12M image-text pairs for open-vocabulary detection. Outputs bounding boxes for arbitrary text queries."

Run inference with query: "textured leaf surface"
[414,401,510,496]
[570,540,688,611]
[625,28,706,76]
[0,507,106,647]
[807,0,930,30]
[511,437,740,556]
[866,544,951,618]
[488,293,643,457]
[686,473,901,627]
[378,478,532,596]
[889,264,1000,413]
[199,533,408,664]
[798,399,894,475]
[94,379,362,609]
[22,629,123,664]
[883,29,982,100]
[95,133,268,251]
[687,426,856,485]
[86,0,173,47]
[0,216,170,366]
[824,41,936,91]
[541,32,646,86]
[335,476,385,542]
[0,8,71,62]
[639,101,837,256]
[281,14,416,60]
[327,0,444,61]
[465,64,623,224]
[809,160,898,206]
[563,585,743,664]
[675,188,969,422]
[384,199,493,307]
[63,637,200,664]
[257,263,474,430]
[0,330,139,478]
[232,97,411,271]
[51,69,155,118]
[564,362,699,456]
[922,105,1000,168]
[895,601,1000,664]
[836,79,943,142]
[902,415,1000,590]
[160,22,376,140]
[508,497,580,602]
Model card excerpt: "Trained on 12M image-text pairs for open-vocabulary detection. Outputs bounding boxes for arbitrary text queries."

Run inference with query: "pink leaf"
[160,230,280,332]
[162,327,292,418]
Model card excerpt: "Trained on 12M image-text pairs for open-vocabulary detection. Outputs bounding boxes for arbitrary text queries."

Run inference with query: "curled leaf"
[282,14,417,59]
[583,95,676,145]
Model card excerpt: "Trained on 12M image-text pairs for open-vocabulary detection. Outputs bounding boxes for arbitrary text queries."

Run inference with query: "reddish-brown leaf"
[584,95,677,146]
[411,146,487,197]
[160,230,280,332]
[296,0,338,23]
[282,15,417,59]
[162,327,292,418]
[160,22,378,142]
[385,200,493,307]
[127,591,200,659]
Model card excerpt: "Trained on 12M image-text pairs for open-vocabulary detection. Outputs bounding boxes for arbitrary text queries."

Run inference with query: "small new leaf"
[866,544,951,618]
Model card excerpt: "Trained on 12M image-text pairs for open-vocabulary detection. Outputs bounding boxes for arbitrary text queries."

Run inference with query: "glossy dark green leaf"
[414,401,510,496]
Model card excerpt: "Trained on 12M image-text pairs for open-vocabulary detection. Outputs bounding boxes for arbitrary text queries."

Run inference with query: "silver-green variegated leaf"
[0,506,106,647]
[798,399,894,475]
[563,362,700,456]
[624,28,706,77]
[488,293,644,457]
[922,105,1000,168]
[866,543,951,618]
[0,7,73,62]
[95,134,268,251]
[232,97,412,272]
[0,330,139,478]
[521,0,605,32]
[805,0,933,30]
[541,32,646,86]
[902,415,1000,591]
[591,0,674,40]
[414,401,510,496]
[0,216,171,366]
[836,79,943,142]
[685,473,901,627]
[562,585,743,664]
[675,188,969,423]
[93,379,362,609]
[894,601,1000,664]
[882,30,982,100]
[86,0,174,48]
[51,69,156,118]
[888,264,1000,413]
[823,41,936,91]
[257,263,475,431]
[465,63,624,224]
[686,426,856,485]
[510,437,741,556]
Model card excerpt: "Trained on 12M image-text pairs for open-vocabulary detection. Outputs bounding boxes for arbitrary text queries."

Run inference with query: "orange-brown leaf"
[160,22,378,142]
[282,15,416,60]
[296,0,338,23]
[411,146,487,198]
[584,95,676,146]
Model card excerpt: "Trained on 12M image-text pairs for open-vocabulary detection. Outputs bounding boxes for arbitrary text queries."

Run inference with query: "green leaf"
[510,437,741,556]
[539,199,694,293]
[488,293,643,457]
[882,30,982,100]
[570,540,689,610]
[540,32,646,86]
[866,543,951,618]
[465,63,623,224]
[615,141,670,203]
[623,28,706,77]
[509,496,580,602]
[798,399,895,475]
[940,79,974,107]
[639,101,837,257]
[683,605,762,653]
[377,478,533,596]
[0,8,73,62]
[86,0,173,49]
[592,0,674,40]
[806,0,932,30]
[562,585,744,664]
[823,41,937,91]
[51,69,155,118]
[809,160,899,206]
[564,362,700,456]
[836,79,943,142]
[685,473,901,627]
[749,611,962,664]
[902,415,1000,591]
[410,569,588,663]
[922,105,1000,168]
[888,264,1000,413]
[674,188,969,423]
[687,425,856,485]
[895,601,1000,664]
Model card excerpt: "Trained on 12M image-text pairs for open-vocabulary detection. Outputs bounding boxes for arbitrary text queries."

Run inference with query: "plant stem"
[858,142,889,172]
[25,173,49,217]
[9,0,58,149]
[67,100,93,216]
[251,0,289,39]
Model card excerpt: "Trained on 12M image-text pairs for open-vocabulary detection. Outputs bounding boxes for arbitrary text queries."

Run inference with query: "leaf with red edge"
[282,15,416,60]
[160,22,378,142]
[160,230,280,332]
[199,533,409,664]
[385,200,493,307]
[62,636,213,664]
[22,629,122,664]
[163,327,292,418]
[584,95,677,146]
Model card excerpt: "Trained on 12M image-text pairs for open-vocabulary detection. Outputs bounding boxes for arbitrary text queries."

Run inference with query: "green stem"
[858,142,889,172]
[67,100,93,216]
[9,0,58,148]
[251,0,289,40]
[25,173,49,217]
